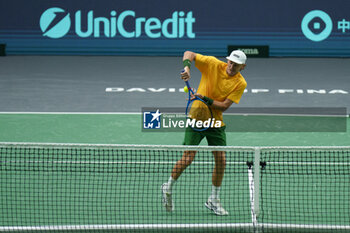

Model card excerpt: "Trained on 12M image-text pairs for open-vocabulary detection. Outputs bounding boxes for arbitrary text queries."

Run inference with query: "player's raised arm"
[183,51,196,62]
[181,51,196,81]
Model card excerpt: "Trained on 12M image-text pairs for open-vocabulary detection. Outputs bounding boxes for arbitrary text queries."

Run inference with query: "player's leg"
[205,150,228,215]
[212,150,226,187]
[161,150,197,212]
[171,150,197,180]
[161,127,204,212]
[204,126,229,215]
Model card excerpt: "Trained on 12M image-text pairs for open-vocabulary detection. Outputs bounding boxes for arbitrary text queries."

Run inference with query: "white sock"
[167,176,176,192]
[210,185,221,200]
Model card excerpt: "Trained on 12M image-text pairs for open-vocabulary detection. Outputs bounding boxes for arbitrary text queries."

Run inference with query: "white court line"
[0,112,141,115]
[224,113,349,117]
[1,112,348,117]
[2,160,349,166]
[0,223,253,231]
[1,223,350,232]
[259,223,350,230]
[0,160,245,165]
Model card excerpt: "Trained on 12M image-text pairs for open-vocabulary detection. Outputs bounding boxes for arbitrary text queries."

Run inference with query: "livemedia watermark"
[141,107,347,132]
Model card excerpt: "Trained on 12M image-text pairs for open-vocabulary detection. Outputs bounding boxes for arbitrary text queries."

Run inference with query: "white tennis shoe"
[161,183,173,212]
[205,197,229,216]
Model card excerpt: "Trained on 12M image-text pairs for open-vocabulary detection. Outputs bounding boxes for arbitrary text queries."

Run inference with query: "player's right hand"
[181,66,191,81]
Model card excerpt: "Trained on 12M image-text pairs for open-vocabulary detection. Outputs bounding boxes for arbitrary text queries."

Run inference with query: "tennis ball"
[184,86,189,93]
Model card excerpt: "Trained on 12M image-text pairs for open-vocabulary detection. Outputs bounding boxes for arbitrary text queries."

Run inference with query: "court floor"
[0,113,349,146]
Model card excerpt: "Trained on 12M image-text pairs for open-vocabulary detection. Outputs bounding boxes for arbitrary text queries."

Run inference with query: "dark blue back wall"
[0,0,349,56]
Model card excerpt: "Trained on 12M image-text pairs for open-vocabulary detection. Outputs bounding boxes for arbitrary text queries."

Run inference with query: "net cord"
[1,142,350,151]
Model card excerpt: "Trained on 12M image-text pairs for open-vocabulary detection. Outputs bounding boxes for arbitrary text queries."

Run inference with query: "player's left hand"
[192,93,203,100]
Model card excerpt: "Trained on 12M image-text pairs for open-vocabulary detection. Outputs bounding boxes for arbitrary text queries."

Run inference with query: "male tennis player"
[161,50,247,216]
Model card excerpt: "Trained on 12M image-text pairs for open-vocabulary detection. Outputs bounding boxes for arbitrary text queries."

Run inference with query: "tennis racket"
[183,71,213,131]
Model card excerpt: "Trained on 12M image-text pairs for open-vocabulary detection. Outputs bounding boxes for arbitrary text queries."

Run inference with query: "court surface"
[0,56,349,145]
[0,56,350,113]
[0,113,349,146]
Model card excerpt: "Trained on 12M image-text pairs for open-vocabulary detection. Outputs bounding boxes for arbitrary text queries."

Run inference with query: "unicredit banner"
[0,0,349,56]
[39,9,195,39]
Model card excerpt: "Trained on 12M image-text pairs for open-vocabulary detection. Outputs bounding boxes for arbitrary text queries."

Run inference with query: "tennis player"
[162,50,247,215]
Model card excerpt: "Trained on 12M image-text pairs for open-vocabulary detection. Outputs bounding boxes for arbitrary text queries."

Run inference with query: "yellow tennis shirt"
[189,53,247,127]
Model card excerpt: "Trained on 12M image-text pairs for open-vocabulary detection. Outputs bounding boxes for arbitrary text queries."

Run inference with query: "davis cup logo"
[40,8,71,39]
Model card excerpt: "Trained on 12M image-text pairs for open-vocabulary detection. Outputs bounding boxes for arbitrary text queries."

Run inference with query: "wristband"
[203,96,214,106]
[183,59,192,69]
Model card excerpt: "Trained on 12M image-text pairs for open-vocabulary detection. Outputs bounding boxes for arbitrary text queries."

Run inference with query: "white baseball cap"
[226,50,247,64]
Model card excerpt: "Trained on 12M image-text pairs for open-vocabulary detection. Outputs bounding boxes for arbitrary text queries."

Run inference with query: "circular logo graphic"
[40,8,71,39]
[301,10,333,42]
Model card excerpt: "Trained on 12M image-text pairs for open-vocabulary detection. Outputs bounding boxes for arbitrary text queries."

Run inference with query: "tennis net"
[0,143,350,233]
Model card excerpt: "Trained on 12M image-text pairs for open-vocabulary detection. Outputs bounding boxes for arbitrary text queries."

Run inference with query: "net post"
[253,148,261,218]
